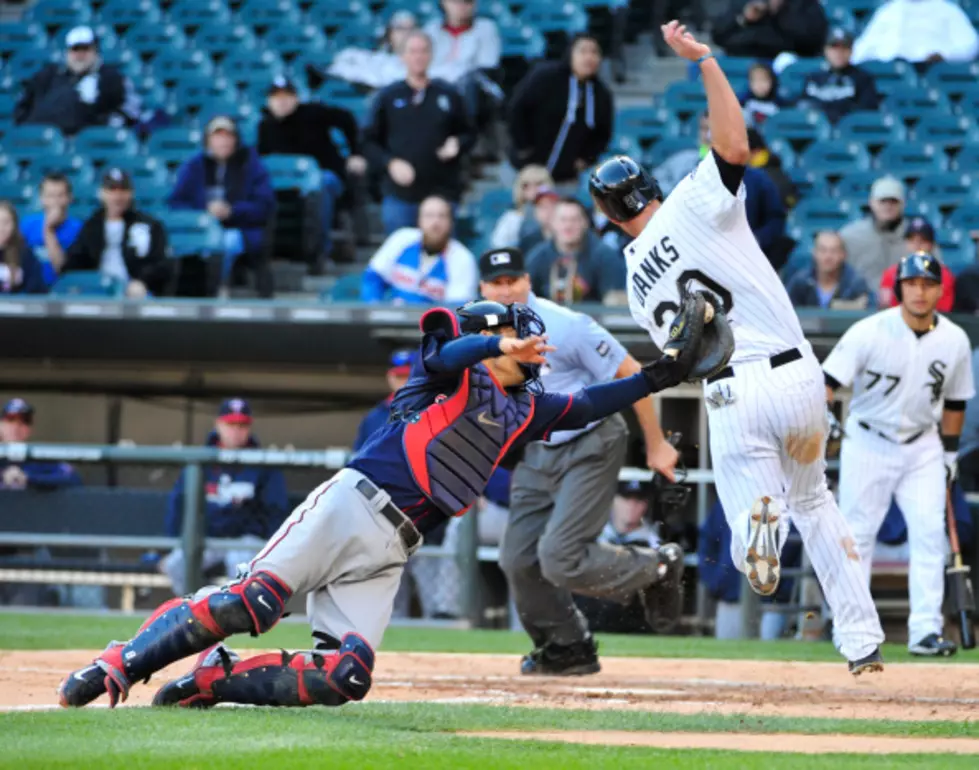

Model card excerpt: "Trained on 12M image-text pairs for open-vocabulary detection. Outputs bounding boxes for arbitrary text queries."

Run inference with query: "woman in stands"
[0,201,47,295]
[489,165,554,250]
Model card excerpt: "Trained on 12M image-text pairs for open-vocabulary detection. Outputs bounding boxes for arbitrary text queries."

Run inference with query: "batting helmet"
[588,155,663,223]
[894,251,942,302]
[456,300,547,393]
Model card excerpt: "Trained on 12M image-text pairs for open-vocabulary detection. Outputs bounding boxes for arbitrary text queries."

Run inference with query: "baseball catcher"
[60,300,705,710]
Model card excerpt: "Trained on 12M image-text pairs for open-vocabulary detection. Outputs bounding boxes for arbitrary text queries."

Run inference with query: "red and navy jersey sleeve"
[524,392,578,442]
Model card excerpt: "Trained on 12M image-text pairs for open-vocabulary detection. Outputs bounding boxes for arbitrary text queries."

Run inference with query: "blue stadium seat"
[262,155,323,194]
[834,111,906,148]
[194,24,259,59]
[616,107,683,149]
[763,108,832,149]
[72,127,140,166]
[195,100,257,129]
[96,0,162,31]
[913,114,979,152]
[777,58,825,100]
[104,155,169,187]
[263,21,330,60]
[25,0,92,30]
[953,82,979,119]
[51,272,125,297]
[876,141,947,178]
[835,170,886,201]
[0,22,48,57]
[955,144,979,172]
[98,45,141,79]
[824,5,858,33]
[0,180,34,206]
[827,0,885,22]
[171,76,235,114]
[923,61,979,102]
[799,139,871,176]
[474,188,514,223]
[883,90,953,124]
[765,137,797,169]
[238,0,302,27]
[858,59,917,96]
[27,154,96,187]
[309,1,374,38]
[3,125,67,164]
[329,22,378,50]
[715,57,756,81]
[646,136,698,165]
[499,24,546,59]
[0,94,15,124]
[787,168,830,199]
[935,228,973,274]
[380,0,440,23]
[221,48,285,86]
[948,205,979,233]
[161,212,224,257]
[146,127,203,167]
[788,197,855,231]
[168,0,232,31]
[1,50,59,87]
[911,171,974,212]
[325,271,363,302]
[149,49,215,86]
[518,4,589,34]
[124,22,188,58]
[662,81,708,120]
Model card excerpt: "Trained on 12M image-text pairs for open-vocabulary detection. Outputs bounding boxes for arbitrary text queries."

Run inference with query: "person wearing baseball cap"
[62,168,170,298]
[878,217,956,311]
[0,398,81,490]
[169,113,276,297]
[257,75,366,261]
[162,398,288,596]
[839,175,909,289]
[801,27,878,125]
[353,350,420,451]
[13,25,139,136]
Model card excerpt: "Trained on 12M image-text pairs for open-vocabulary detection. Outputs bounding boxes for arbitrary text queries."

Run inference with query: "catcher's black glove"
[683,290,735,383]
[642,292,706,392]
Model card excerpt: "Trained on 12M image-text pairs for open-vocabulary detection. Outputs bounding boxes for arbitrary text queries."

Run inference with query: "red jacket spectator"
[879,262,955,312]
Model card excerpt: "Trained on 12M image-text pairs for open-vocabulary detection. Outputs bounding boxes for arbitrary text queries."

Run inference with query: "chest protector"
[403,363,534,516]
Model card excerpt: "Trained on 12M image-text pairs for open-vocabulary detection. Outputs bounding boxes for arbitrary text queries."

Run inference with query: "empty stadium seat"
[923,61,979,102]
[911,171,974,211]
[766,137,797,169]
[161,211,224,257]
[834,111,906,148]
[474,188,514,225]
[662,81,707,120]
[913,114,979,152]
[763,108,832,150]
[499,24,546,59]
[1,50,59,87]
[858,59,918,96]
[835,170,886,200]
[145,127,203,167]
[787,168,830,199]
[25,0,92,30]
[262,155,323,194]
[616,106,683,148]
[104,155,169,187]
[0,180,34,206]
[325,272,363,301]
[195,24,260,59]
[876,141,948,178]
[935,228,973,274]
[777,58,825,100]
[799,139,872,176]
[0,22,47,57]
[824,5,858,34]
[238,0,302,27]
[263,21,330,60]
[955,144,979,172]
[948,206,979,233]
[222,49,285,86]
[124,21,189,58]
[168,0,232,31]
[828,0,884,21]
[51,272,125,297]
[788,197,855,230]
[72,127,141,165]
[150,49,215,85]
[96,0,162,31]
[646,136,698,165]
[171,76,235,114]
[27,154,96,187]
[715,57,756,80]
[519,4,589,34]
[3,125,67,164]
[883,90,953,124]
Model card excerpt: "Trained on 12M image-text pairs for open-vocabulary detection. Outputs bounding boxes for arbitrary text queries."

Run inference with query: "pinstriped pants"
[705,345,885,661]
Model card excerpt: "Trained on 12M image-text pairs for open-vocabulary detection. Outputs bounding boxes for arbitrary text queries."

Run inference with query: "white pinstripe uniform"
[823,308,975,644]
[624,152,884,660]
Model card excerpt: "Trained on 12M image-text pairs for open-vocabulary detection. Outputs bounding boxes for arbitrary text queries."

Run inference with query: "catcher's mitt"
[679,290,734,383]
[642,292,706,392]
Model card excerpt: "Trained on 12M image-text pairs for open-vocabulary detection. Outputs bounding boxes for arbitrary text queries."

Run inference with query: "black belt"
[354,478,422,551]
[857,421,924,445]
[706,347,803,385]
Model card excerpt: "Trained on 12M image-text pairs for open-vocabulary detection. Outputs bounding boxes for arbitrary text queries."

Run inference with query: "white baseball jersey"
[625,151,805,364]
[823,308,975,442]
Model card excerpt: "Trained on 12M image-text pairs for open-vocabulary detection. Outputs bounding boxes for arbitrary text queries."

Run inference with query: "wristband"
[696,53,715,65]
[942,434,960,452]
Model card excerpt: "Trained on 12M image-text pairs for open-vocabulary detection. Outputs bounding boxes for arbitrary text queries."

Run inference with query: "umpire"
[479,247,679,675]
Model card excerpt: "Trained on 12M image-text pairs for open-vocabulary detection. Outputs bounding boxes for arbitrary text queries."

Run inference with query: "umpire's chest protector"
[403,364,534,516]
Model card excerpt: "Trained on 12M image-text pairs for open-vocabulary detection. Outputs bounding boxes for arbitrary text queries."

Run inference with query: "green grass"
[0,707,975,770]
[0,611,970,665]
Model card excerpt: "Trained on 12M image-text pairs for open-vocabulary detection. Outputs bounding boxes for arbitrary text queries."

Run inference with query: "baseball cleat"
[744,496,780,597]
[58,642,130,708]
[639,543,685,633]
[152,644,240,708]
[909,633,958,657]
[520,637,600,676]
[848,647,884,676]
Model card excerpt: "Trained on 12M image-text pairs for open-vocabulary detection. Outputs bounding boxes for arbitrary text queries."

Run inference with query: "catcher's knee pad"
[203,570,292,637]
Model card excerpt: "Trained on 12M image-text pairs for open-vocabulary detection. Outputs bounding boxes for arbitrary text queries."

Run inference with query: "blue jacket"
[354,397,394,452]
[1,245,48,295]
[0,459,81,490]
[168,145,275,254]
[165,432,289,540]
[785,262,873,309]
[742,167,786,256]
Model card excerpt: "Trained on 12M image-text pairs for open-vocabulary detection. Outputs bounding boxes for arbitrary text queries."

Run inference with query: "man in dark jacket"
[802,28,878,124]
[786,230,873,309]
[14,25,139,136]
[64,169,170,297]
[362,30,475,234]
[0,398,81,490]
[743,165,789,270]
[162,398,289,596]
[712,0,828,60]
[257,76,367,259]
[508,34,614,186]
[169,116,277,298]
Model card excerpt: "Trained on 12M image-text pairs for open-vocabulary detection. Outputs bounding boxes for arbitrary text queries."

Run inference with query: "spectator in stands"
[517,186,561,255]
[169,116,276,298]
[526,197,625,305]
[958,348,979,493]
[654,112,708,195]
[507,33,614,187]
[712,0,828,60]
[327,10,417,89]
[490,165,555,250]
[739,61,786,127]
[353,349,417,451]
[0,202,47,295]
[14,26,139,136]
[852,0,979,65]
[953,253,979,314]
[19,173,83,285]
[785,230,873,309]
[743,164,789,269]
[747,128,798,210]
[0,399,81,490]
[363,31,474,235]
[258,76,366,261]
[424,0,503,122]
[361,196,477,304]
[162,398,289,597]
[802,28,878,125]
[63,169,170,298]
[839,175,908,289]
[878,218,956,311]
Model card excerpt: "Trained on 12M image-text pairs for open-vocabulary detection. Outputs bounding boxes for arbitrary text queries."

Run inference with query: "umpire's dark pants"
[500,415,662,648]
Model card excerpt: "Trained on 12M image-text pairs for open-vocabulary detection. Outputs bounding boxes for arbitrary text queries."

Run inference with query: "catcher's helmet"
[589,155,663,223]
[457,300,547,393]
[894,251,942,302]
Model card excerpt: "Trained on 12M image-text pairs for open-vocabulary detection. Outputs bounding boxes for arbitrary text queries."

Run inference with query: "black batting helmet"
[894,251,942,302]
[588,155,663,222]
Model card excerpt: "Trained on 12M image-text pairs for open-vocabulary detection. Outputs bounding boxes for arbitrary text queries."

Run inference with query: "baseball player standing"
[588,20,886,674]
[478,246,679,675]
[824,252,974,656]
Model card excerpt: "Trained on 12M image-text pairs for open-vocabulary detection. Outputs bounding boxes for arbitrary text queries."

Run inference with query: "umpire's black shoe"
[639,543,685,634]
[520,637,600,676]
[909,633,958,657]
[848,647,884,676]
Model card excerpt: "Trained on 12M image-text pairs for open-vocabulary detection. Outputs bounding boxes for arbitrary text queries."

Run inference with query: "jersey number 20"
[652,269,734,328]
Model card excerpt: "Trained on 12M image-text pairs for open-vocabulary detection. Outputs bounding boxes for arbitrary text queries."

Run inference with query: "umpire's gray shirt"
[528,292,628,445]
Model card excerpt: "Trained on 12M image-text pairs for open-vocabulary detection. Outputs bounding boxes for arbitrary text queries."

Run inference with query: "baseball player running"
[588,20,886,674]
[478,246,679,675]
[59,300,695,710]
[824,252,974,657]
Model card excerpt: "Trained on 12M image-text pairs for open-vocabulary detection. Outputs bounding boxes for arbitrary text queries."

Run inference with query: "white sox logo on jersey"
[927,360,947,404]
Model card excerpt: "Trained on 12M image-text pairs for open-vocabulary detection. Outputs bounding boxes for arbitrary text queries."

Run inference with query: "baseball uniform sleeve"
[822,322,868,389]
[570,313,628,382]
[678,150,747,231]
[946,331,977,402]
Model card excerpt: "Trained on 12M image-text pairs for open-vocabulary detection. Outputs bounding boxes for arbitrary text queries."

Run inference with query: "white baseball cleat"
[744,496,780,597]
